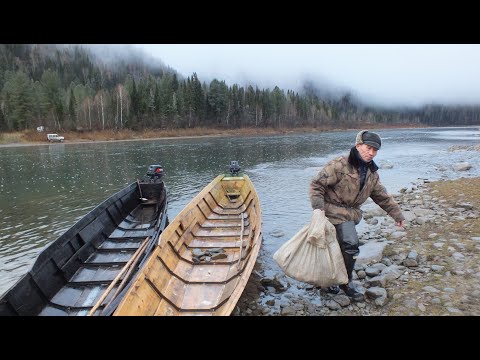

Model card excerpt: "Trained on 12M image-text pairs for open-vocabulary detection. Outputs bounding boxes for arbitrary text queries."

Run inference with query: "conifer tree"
[69,87,77,128]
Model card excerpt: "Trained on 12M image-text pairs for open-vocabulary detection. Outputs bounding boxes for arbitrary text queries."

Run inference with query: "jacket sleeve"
[309,161,340,210]
[370,175,405,222]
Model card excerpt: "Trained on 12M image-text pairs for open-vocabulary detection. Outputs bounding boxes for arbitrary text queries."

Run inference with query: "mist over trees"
[0,44,479,133]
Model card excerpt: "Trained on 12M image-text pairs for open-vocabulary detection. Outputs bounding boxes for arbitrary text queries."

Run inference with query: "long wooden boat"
[114,162,262,316]
[0,165,168,316]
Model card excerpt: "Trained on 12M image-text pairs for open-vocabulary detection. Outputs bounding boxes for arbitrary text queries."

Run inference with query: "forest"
[1,44,479,133]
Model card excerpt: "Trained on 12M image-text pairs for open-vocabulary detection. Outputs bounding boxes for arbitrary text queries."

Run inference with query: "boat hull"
[114,174,262,316]
[0,180,168,316]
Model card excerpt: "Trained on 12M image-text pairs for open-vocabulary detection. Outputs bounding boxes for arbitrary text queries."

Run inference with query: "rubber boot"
[335,222,364,301]
[326,285,341,294]
[339,254,364,301]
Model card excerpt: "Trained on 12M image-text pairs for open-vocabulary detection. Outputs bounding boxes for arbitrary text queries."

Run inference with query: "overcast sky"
[129,44,480,108]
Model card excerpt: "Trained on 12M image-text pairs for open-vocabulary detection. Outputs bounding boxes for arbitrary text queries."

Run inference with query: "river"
[0,126,479,296]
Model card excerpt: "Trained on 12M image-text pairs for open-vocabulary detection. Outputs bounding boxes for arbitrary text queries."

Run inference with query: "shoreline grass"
[0,123,429,146]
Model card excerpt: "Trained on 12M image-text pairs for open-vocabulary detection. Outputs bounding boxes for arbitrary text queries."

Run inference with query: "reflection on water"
[1,126,479,295]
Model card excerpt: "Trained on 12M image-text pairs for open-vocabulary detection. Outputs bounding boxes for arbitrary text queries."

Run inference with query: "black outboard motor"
[229,161,241,176]
[145,164,164,182]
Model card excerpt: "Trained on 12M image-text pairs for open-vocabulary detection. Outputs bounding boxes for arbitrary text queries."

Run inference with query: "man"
[310,130,405,300]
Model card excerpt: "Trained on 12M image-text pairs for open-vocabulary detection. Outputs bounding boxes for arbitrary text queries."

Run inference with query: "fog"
[79,44,480,108]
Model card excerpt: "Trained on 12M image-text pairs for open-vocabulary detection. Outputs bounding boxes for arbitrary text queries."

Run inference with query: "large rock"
[357,240,390,265]
[452,162,472,171]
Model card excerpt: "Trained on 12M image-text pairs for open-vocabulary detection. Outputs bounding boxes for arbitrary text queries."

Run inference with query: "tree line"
[0,44,479,133]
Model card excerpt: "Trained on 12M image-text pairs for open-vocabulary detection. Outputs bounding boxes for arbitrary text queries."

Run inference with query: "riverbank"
[236,176,480,316]
[0,124,427,147]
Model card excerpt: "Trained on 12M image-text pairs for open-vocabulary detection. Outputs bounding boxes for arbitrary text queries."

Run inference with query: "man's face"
[356,143,378,162]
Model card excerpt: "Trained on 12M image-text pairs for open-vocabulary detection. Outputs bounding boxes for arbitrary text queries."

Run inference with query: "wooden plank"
[181,283,224,310]
[180,208,196,233]
[197,199,212,220]
[168,259,194,281]
[158,242,181,272]
[217,278,239,305]
[153,299,179,316]
[193,227,249,238]
[204,193,219,213]
[172,222,195,251]
[188,238,243,248]
[202,219,245,228]
[159,276,186,311]
[187,264,231,283]
[145,257,175,295]
[114,277,162,316]
[207,213,246,220]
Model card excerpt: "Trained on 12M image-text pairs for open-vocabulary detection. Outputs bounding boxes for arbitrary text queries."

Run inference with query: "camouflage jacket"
[310,154,405,225]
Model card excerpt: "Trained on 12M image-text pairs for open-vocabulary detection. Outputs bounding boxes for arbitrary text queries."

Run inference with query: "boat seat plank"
[38,306,69,316]
[48,286,82,308]
[108,228,153,239]
[70,266,122,283]
[189,264,231,283]
[98,238,144,250]
[211,207,245,216]
[188,238,244,248]
[123,214,156,224]
[122,229,154,238]
[109,229,127,238]
[193,228,249,238]
[75,284,117,308]
[49,284,111,308]
[207,213,246,220]
[85,251,135,264]
[181,283,224,310]
[117,222,153,230]
[201,219,248,228]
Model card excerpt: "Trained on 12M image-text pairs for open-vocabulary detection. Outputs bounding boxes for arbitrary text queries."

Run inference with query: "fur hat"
[355,130,381,150]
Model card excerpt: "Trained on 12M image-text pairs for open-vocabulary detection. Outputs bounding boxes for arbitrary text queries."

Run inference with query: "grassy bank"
[0,124,426,146]
[383,177,480,315]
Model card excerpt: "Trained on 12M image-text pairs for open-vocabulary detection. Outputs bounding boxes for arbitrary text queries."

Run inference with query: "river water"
[0,126,479,296]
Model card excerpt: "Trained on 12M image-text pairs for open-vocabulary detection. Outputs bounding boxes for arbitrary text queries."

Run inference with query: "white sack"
[273,209,348,287]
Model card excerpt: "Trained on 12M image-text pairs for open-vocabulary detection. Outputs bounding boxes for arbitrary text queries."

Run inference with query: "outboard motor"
[145,164,164,182]
[229,161,241,176]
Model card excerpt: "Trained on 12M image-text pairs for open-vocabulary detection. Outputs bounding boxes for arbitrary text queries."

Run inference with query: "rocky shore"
[236,176,480,316]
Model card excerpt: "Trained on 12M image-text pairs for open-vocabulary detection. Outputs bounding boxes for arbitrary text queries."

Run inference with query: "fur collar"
[348,147,379,172]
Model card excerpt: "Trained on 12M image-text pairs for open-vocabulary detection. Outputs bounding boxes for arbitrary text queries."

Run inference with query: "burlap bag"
[273,209,348,287]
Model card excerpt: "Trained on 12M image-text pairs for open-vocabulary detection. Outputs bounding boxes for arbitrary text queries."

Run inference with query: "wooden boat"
[114,162,262,316]
[0,165,168,316]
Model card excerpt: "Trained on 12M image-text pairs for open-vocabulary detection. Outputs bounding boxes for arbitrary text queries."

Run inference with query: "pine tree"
[69,87,77,128]
[1,71,34,130]
[0,104,6,130]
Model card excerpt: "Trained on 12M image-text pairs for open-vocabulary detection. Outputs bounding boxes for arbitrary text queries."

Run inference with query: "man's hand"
[395,219,405,228]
